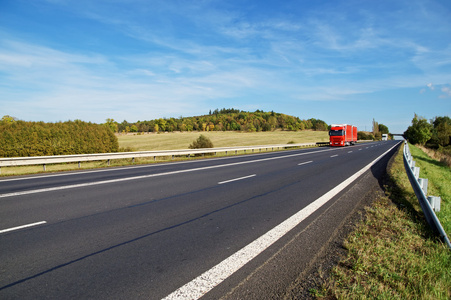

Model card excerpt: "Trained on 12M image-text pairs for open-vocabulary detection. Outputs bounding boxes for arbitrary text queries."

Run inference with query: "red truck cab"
[329,124,357,146]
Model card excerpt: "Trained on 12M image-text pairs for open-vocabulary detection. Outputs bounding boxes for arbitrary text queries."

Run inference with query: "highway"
[0,141,401,299]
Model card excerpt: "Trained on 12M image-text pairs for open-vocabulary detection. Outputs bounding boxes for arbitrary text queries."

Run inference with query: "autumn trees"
[110,109,328,134]
[0,119,119,157]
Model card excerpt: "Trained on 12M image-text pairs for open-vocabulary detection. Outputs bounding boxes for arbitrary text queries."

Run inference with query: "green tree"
[104,118,118,133]
[156,118,167,132]
[430,116,451,147]
[1,115,17,123]
[378,124,389,134]
[404,114,433,145]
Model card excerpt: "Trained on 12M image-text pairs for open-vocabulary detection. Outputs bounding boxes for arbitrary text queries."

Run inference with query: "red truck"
[329,124,357,146]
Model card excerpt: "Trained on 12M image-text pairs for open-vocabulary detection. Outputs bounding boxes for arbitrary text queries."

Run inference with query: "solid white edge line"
[218,174,256,185]
[0,221,47,234]
[162,142,400,300]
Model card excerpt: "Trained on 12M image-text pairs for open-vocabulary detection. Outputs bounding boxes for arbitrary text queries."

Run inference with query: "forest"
[106,109,329,134]
[0,118,119,157]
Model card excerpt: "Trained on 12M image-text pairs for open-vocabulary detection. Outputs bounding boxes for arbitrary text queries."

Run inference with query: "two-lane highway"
[0,141,401,299]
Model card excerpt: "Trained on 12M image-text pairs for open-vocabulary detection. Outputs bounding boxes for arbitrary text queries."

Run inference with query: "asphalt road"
[0,141,401,299]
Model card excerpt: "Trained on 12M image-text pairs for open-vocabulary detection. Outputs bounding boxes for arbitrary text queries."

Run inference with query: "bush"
[358,131,374,140]
[189,135,214,149]
[0,119,119,157]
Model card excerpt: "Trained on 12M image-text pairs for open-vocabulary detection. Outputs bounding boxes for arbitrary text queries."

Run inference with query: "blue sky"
[1,0,450,134]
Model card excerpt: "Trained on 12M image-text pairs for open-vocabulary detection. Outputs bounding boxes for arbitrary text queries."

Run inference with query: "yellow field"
[118,130,329,151]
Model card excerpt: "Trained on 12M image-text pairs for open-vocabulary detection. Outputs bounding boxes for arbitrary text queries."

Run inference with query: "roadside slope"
[315,144,451,299]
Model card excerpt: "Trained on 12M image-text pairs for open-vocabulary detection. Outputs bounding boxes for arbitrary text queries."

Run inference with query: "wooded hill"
[0,119,119,157]
[108,109,329,134]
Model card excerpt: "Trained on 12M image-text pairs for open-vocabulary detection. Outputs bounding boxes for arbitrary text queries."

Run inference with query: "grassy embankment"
[317,143,451,299]
[1,130,328,176]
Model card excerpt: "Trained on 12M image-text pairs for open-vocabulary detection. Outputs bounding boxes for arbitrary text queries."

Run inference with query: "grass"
[1,130,328,176]
[117,130,329,151]
[317,143,451,299]
[410,144,451,234]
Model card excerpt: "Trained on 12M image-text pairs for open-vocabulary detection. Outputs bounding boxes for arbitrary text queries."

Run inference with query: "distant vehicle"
[329,124,357,146]
[382,133,388,141]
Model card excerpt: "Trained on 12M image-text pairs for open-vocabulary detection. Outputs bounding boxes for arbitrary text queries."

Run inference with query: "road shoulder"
[215,146,397,300]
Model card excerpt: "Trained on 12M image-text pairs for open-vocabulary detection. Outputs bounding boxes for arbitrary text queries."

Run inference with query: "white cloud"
[440,86,451,98]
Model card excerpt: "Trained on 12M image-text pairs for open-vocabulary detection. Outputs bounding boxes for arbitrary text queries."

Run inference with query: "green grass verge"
[409,144,451,235]
[317,144,451,299]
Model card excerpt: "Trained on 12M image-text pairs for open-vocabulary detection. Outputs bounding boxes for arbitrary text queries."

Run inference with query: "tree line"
[106,109,329,134]
[0,117,119,157]
[404,114,451,151]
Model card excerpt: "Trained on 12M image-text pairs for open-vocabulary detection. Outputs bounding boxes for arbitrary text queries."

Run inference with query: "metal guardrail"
[0,142,319,171]
[403,141,451,248]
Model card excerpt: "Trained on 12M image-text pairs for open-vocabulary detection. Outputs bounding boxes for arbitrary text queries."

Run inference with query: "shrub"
[189,135,214,149]
[358,131,374,140]
[0,119,119,157]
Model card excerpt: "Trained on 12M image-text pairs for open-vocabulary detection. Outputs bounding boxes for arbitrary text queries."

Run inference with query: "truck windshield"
[329,130,344,136]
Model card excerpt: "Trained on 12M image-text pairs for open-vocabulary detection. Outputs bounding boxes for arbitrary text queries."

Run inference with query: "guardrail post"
[412,166,420,179]
[43,164,46,171]
[78,162,81,168]
[418,178,428,195]
[428,196,441,212]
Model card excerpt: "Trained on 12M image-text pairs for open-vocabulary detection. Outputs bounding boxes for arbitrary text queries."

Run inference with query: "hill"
[107,109,328,134]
